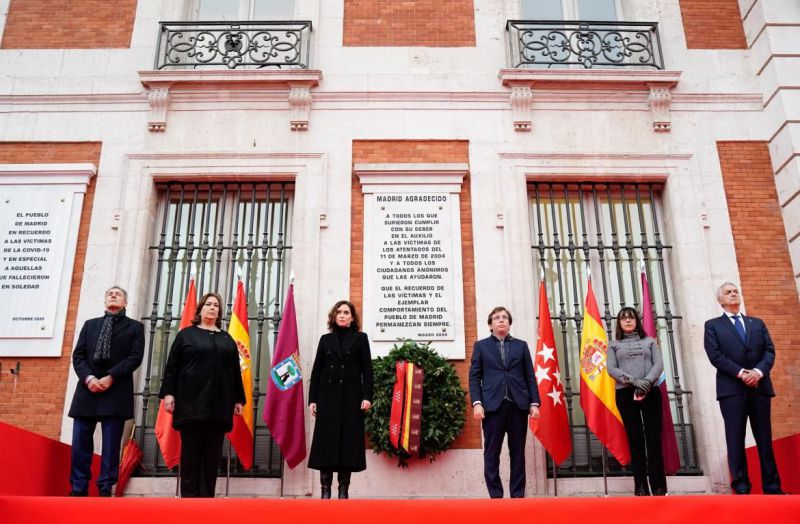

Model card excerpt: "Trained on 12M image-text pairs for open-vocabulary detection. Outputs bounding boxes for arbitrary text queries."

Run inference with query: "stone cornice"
[499,69,682,132]
[138,69,323,132]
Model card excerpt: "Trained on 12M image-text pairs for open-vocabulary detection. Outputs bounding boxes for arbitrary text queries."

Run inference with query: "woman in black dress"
[160,292,245,498]
[308,300,374,499]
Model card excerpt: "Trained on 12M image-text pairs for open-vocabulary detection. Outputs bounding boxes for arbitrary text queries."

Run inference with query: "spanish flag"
[226,279,254,470]
[579,277,630,465]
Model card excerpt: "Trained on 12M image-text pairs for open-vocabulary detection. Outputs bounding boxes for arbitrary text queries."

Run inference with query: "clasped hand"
[629,378,652,396]
[87,375,113,393]
[741,369,761,387]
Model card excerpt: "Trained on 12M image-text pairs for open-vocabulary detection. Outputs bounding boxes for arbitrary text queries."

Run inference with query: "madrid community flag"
[579,277,630,465]
[263,283,307,468]
[530,281,572,465]
[226,279,254,470]
[154,278,195,468]
[641,268,681,474]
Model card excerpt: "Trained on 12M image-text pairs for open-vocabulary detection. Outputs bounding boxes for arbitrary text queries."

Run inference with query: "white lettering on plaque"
[372,193,455,342]
[0,187,73,338]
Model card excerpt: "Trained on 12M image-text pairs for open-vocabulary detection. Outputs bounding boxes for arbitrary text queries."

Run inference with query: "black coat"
[308,329,374,472]
[159,325,246,432]
[68,315,145,420]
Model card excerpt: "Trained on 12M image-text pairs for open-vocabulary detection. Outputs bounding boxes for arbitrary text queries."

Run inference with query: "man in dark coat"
[703,282,783,494]
[469,306,540,498]
[68,286,144,496]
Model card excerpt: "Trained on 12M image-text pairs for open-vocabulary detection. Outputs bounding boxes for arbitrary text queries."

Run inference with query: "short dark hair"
[327,300,360,332]
[192,292,224,329]
[614,307,647,340]
[487,306,512,327]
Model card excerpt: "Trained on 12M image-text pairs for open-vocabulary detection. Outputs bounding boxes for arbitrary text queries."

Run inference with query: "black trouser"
[719,390,781,493]
[482,400,529,498]
[179,422,226,498]
[616,387,667,494]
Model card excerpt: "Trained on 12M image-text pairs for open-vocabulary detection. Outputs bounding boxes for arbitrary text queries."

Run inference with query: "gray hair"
[716,281,739,300]
[105,286,128,300]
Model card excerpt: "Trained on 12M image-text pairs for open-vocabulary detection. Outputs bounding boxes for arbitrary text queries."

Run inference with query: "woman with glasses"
[607,306,667,496]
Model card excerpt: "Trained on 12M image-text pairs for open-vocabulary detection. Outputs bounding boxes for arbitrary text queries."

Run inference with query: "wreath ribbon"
[388,360,424,456]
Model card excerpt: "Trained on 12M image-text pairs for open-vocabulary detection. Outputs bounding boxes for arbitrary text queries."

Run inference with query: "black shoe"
[733,489,750,495]
[99,490,112,497]
[69,490,88,497]
[320,471,333,499]
[765,490,788,495]
[338,471,351,499]
[634,487,651,496]
[652,488,667,496]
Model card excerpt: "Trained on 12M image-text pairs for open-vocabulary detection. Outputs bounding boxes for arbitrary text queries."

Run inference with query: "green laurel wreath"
[365,339,467,467]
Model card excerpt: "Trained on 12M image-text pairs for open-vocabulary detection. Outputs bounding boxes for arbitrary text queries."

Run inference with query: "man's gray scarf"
[93,309,127,361]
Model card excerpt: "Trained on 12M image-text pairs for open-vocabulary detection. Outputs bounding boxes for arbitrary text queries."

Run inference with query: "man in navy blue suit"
[469,306,540,498]
[703,282,783,494]
[68,286,144,496]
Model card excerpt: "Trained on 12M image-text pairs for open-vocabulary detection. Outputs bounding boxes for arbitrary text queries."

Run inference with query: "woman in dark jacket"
[308,300,374,499]
[606,307,667,496]
[159,292,246,498]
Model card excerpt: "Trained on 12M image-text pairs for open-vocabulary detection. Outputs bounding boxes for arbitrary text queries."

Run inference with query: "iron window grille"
[154,20,312,70]
[529,181,701,477]
[135,181,293,478]
[506,20,664,69]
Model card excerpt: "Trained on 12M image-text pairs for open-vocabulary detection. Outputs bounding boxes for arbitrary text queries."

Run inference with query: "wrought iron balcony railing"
[154,21,312,70]
[506,20,663,70]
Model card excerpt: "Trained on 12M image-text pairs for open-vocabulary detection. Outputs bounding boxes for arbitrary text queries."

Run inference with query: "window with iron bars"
[135,181,293,478]
[529,181,701,477]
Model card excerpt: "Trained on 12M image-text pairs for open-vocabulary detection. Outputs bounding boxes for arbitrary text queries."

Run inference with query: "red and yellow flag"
[155,278,195,468]
[226,279,254,470]
[530,280,572,465]
[579,277,630,465]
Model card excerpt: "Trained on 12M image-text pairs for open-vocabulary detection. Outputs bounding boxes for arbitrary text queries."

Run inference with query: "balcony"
[140,21,321,132]
[506,20,663,70]
[500,20,679,133]
[154,21,312,70]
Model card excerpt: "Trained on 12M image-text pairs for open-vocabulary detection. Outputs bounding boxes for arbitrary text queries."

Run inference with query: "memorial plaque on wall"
[0,188,74,338]
[373,193,455,341]
[0,165,92,357]
[360,171,467,360]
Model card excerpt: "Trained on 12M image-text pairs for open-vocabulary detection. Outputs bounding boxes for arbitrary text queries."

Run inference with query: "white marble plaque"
[0,164,94,356]
[373,193,455,342]
[1,188,73,337]
[358,164,468,360]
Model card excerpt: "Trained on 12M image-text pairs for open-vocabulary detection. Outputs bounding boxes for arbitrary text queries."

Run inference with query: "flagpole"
[175,464,181,498]
[279,462,285,499]
[552,457,558,497]
[601,448,609,496]
[226,266,237,499]
[281,269,292,500]
[225,441,231,498]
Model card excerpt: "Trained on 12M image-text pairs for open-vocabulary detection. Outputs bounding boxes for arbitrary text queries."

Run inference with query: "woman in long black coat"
[308,300,374,499]
[159,292,246,498]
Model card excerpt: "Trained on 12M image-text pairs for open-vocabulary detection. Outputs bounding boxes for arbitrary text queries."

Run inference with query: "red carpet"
[1,495,799,523]
[746,432,800,493]
[0,421,101,496]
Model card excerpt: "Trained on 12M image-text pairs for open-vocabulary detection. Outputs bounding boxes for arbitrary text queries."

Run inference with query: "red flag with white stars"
[530,280,572,465]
